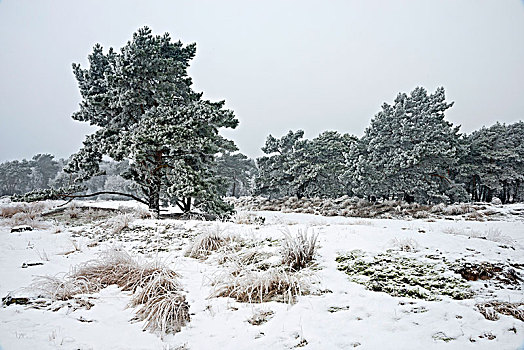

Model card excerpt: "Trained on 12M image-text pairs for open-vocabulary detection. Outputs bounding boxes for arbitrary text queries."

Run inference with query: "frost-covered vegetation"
[336,250,473,300]
[1,199,523,348]
[3,75,524,224]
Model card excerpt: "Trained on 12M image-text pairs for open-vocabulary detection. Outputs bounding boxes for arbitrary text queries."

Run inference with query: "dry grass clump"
[281,228,318,271]
[134,292,190,334]
[73,250,178,293]
[247,309,274,325]
[477,301,524,321]
[131,271,182,306]
[1,202,50,229]
[210,266,312,304]
[30,275,97,300]
[30,249,189,335]
[1,204,27,218]
[133,206,154,219]
[185,227,229,259]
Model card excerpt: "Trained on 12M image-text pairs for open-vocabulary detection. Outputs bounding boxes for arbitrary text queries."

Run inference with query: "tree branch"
[58,191,148,206]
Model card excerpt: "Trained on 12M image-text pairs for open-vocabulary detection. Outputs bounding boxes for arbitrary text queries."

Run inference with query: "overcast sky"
[0,0,523,162]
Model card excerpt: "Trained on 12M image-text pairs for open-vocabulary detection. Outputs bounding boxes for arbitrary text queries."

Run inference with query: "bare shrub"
[185,227,228,259]
[477,301,524,321]
[390,237,420,252]
[134,292,190,334]
[281,228,318,271]
[210,266,312,304]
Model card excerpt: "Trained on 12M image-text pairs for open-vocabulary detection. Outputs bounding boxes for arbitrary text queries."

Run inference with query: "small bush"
[281,228,318,271]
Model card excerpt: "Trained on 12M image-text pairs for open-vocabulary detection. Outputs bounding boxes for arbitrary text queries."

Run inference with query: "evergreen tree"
[215,151,257,197]
[65,27,238,216]
[0,160,32,196]
[346,87,466,203]
[255,130,307,198]
[460,121,524,203]
[255,130,355,198]
[30,154,60,190]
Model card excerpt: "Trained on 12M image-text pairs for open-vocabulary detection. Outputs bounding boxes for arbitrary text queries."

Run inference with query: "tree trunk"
[403,192,414,204]
[148,151,163,218]
[182,197,191,212]
[232,177,237,198]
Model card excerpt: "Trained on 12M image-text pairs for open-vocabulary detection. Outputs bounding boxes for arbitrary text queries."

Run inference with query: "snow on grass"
[0,200,523,349]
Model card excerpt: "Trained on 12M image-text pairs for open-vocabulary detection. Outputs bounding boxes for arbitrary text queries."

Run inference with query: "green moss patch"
[336,250,472,301]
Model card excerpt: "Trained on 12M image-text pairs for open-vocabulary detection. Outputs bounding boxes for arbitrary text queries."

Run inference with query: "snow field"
[0,201,523,349]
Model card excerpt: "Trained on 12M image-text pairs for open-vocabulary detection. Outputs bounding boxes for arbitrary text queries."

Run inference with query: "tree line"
[1,27,522,216]
[255,88,524,205]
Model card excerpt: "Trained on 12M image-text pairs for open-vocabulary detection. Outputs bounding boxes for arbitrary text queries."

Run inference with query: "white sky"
[1,0,523,161]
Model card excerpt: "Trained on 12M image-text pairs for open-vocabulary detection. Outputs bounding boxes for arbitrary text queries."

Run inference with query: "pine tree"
[255,130,355,198]
[65,27,238,216]
[255,130,307,198]
[215,151,257,197]
[460,121,524,203]
[0,160,32,196]
[30,154,60,190]
[346,87,466,203]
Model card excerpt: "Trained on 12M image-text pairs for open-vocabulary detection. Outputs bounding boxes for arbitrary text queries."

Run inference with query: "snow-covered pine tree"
[65,27,238,217]
[0,160,32,196]
[29,154,60,190]
[302,131,356,198]
[255,130,307,198]
[255,130,355,198]
[346,87,466,203]
[215,151,257,198]
[460,121,524,203]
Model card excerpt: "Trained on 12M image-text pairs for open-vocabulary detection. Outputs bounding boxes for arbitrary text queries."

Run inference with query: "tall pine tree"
[66,27,238,216]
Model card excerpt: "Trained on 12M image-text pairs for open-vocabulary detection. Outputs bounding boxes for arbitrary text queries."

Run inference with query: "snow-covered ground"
[0,200,523,349]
